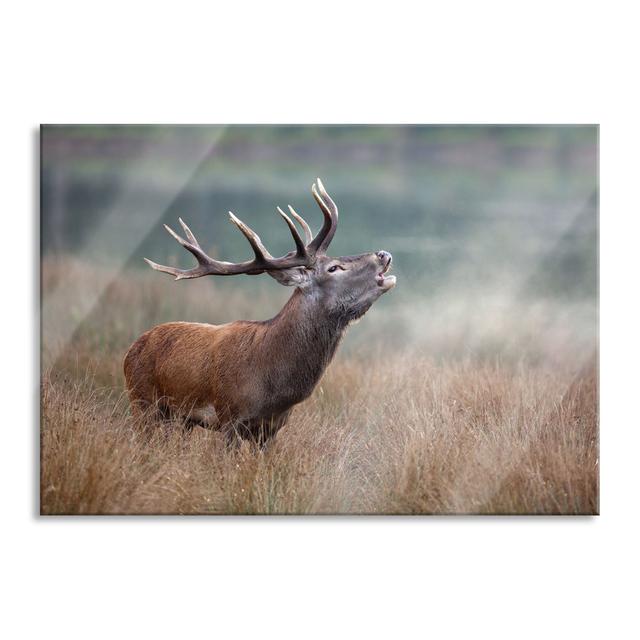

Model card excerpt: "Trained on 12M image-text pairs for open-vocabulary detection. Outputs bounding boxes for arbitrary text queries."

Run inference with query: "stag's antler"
[309,178,339,252]
[145,178,339,280]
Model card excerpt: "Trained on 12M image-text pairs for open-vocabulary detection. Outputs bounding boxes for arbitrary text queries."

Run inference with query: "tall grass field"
[41,257,598,515]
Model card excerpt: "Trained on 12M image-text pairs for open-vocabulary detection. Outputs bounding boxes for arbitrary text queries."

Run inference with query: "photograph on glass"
[40,125,598,515]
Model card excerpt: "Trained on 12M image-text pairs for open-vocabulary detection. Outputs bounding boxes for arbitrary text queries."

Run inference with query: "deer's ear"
[267,267,312,288]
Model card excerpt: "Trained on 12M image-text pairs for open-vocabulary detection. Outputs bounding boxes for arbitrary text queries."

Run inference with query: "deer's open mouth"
[376,256,396,290]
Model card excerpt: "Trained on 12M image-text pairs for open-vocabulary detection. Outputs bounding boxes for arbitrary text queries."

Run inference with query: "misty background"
[41,125,597,364]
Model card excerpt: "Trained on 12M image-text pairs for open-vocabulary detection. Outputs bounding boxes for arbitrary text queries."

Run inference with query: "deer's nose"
[376,250,392,264]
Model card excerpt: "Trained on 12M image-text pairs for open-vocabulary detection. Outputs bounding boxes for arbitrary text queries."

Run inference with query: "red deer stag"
[124,179,396,442]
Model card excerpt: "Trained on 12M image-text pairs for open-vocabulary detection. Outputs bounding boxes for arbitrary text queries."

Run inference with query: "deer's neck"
[259,288,347,399]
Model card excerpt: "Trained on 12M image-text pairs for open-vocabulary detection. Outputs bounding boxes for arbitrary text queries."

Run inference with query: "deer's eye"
[327,265,343,273]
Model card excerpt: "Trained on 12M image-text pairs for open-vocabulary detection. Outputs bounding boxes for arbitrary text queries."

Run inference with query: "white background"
[2,1,638,638]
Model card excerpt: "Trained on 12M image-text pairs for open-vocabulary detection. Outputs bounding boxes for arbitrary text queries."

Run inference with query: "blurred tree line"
[41,125,597,300]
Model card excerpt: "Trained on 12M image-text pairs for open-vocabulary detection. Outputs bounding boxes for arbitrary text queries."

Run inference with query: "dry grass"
[40,257,598,515]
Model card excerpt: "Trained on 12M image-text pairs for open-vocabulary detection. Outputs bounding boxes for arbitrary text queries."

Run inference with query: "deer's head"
[146,179,396,322]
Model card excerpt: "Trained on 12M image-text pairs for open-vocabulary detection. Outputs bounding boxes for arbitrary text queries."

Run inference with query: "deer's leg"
[243,410,292,448]
[127,393,167,433]
[184,404,219,430]
[125,371,173,431]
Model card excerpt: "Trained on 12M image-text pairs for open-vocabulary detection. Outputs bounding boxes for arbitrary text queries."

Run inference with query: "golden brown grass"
[40,257,598,515]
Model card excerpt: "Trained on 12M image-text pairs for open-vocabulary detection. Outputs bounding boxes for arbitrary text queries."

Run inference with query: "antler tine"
[161,223,213,266]
[287,205,313,244]
[308,178,339,253]
[144,257,188,279]
[277,207,307,257]
[316,178,338,217]
[144,255,220,280]
[178,217,201,248]
[228,212,274,261]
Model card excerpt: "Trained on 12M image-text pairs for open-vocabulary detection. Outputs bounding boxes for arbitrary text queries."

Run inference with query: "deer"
[123,179,396,443]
